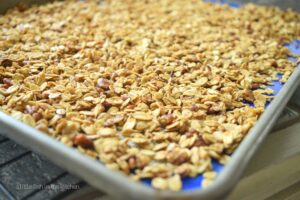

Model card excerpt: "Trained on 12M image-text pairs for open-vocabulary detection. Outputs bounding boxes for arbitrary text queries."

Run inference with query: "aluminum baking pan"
[1,0,300,199]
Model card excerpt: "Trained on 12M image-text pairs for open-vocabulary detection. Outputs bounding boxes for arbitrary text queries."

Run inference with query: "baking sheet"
[141,0,300,191]
[0,0,300,199]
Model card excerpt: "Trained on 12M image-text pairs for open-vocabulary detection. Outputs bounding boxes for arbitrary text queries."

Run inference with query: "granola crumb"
[0,0,299,191]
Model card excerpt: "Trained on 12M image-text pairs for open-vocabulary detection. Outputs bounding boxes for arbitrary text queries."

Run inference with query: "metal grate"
[0,141,83,200]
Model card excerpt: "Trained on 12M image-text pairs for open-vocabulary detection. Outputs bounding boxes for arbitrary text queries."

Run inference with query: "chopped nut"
[97,78,110,90]
[24,105,43,121]
[2,78,13,88]
[74,134,94,149]
[32,112,43,122]
[251,82,261,89]
[1,59,13,67]
[159,114,174,126]
[166,148,189,165]
[25,105,38,115]
[194,135,207,147]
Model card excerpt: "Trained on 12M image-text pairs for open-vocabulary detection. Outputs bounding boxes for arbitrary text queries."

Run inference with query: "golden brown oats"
[152,177,168,190]
[0,0,299,191]
[168,174,182,191]
[132,111,153,121]
[97,127,117,137]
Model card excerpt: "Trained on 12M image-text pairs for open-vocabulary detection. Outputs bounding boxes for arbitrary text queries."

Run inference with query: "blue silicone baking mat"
[142,0,300,191]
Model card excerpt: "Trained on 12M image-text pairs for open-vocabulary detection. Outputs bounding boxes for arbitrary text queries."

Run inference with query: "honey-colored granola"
[0,0,299,190]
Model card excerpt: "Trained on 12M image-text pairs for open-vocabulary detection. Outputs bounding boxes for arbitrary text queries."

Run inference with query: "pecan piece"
[74,134,94,149]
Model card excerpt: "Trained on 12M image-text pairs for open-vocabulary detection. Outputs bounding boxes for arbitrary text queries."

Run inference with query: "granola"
[0,0,299,190]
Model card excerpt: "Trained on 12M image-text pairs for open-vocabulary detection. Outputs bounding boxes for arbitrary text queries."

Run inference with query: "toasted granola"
[0,0,299,190]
